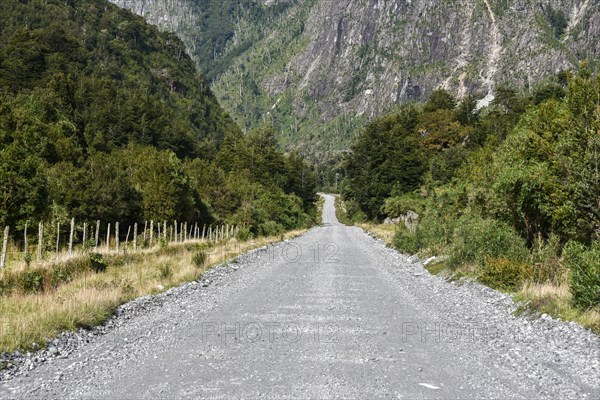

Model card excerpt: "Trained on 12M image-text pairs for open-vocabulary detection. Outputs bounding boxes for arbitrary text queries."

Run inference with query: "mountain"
[111,0,599,160]
[0,0,239,160]
[0,0,241,227]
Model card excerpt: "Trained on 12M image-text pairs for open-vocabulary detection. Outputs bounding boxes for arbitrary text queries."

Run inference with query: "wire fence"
[0,220,239,269]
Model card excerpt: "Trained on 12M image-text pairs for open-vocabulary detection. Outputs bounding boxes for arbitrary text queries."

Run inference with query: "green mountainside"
[0,0,316,234]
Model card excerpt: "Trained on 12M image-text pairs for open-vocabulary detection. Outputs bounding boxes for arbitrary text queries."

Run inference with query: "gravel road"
[1,194,599,399]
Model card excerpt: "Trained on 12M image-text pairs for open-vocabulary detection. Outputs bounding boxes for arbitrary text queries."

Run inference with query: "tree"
[284,151,317,209]
[343,108,426,220]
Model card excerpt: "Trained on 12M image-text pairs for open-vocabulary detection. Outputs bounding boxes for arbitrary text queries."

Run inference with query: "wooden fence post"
[149,220,154,246]
[56,222,60,256]
[133,223,138,252]
[106,223,111,252]
[174,221,178,243]
[24,222,28,258]
[194,223,198,240]
[83,222,88,245]
[38,222,43,260]
[157,222,161,243]
[115,222,120,253]
[69,218,75,257]
[95,220,100,249]
[202,225,206,242]
[125,225,131,251]
[143,221,147,245]
[1,226,9,268]
[163,221,167,242]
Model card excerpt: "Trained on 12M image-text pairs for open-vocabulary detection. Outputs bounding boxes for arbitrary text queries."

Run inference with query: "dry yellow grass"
[518,281,600,333]
[357,223,397,246]
[0,231,306,353]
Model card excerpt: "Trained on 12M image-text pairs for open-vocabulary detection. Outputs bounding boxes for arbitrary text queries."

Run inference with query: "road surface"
[2,194,599,399]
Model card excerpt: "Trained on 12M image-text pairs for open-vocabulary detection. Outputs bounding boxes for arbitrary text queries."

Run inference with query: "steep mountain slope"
[0,0,240,227]
[0,0,239,159]
[111,0,600,158]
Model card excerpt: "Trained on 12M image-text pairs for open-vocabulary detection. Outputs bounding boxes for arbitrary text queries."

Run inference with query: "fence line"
[0,219,239,270]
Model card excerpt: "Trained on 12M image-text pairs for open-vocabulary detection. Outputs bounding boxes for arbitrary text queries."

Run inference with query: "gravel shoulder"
[1,195,599,399]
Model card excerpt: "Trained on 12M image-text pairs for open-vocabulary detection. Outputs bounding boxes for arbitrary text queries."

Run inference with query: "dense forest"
[342,67,600,312]
[0,0,317,240]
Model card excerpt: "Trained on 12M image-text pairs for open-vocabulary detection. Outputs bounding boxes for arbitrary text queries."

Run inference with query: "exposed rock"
[110,0,600,157]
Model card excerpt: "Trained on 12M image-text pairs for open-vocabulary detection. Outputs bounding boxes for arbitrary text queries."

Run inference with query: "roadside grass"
[0,230,306,353]
[359,221,600,335]
[334,195,354,226]
[316,195,325,223]
[357,223,397,246]
[516,282,600,333]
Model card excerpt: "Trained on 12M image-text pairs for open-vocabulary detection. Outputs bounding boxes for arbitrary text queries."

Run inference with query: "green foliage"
[192,251,208,269]
[236,227,253,241]
[393,227,419,255]
[89,253,107,274]
[21,270,45,293]
[0,0,317,238]
[342,107,426,220]
[479,257,532,292]
[564,242,600,310]
[344,70,600,311]
[257,221,285,237]
[24,253,33,268]
[383,194,426,219]
[447,216,528,269]
[542,5,568,39]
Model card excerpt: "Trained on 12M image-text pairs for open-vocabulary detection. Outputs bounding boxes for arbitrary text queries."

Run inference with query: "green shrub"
[184,243,203,252]
[22,270,44,293]
[192,251,208,268]
[89,253,108,273]
[236,227,253,241]
[257,221,284,237]
[393,228,419,254]
[351,211,367,224]
[447,216,528,269]
[479,257,532,292]
[564,242,600,310]
[157,263,173,280]
[50,265,72,288]
[159,238,168,250]
[24,253,33,268]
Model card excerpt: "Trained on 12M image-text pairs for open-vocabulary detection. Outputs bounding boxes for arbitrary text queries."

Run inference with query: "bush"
[50,264,72,288]
[89,253,108,273]
[21,270,44,293]
[24,253,32,268]
[236,227,253,241]
[564,242,600,310]
[257,221,284,237]
[479,257,532,292]
[393,228,419,255]
[447,216,528,269]
[157,263,173,280]
[192,251,208,268]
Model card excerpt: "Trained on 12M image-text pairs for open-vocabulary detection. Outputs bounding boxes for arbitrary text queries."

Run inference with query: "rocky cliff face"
[110,0,600,156]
